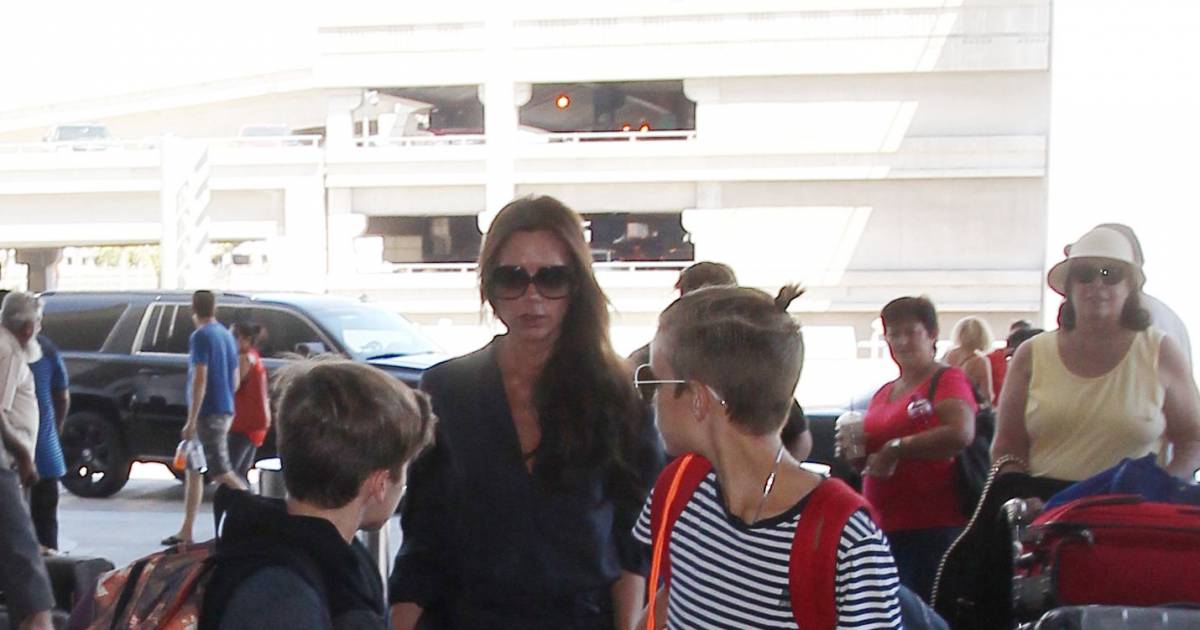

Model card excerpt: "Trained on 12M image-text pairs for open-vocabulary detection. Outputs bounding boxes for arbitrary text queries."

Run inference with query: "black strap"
[108,558,149,630]
[926,366,949,402]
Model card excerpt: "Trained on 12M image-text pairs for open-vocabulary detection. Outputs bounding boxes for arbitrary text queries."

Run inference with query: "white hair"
[1,291,42,333]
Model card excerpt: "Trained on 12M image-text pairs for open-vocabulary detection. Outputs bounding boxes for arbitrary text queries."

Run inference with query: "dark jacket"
[389,340,665,629]
[201,487,387,630]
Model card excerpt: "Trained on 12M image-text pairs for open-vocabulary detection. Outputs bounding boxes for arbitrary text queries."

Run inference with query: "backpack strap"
[927,366,948,402]
[646,453,712,630]
[789,478,871,630]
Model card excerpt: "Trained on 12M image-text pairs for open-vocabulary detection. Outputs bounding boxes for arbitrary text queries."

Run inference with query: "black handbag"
[928,367,995,517]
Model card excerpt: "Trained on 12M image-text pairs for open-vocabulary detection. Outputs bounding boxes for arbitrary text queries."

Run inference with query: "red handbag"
[1011,494,1200,617]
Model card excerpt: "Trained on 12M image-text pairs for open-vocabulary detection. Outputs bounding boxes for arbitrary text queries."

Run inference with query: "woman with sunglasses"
[992,226,1200,482]
[389,196,663,630]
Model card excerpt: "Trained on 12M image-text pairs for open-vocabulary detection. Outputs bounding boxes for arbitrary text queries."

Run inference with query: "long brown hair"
[478,195,647,503]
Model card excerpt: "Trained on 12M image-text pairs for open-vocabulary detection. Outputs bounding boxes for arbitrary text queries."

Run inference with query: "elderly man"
[0,291,55,630]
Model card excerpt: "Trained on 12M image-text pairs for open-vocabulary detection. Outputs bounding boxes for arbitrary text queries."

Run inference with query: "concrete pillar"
[326,90,368,150]
[327,189,367,276]
[478,7,532,234]
[15,248,63,292]
[269,180,329,291]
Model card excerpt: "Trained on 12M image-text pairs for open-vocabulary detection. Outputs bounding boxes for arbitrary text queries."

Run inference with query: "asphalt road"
[56,463,400,575]
[58,463,218,567]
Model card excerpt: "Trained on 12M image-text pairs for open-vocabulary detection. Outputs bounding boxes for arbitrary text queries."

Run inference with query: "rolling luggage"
[44,556,115,613]
[1018,605,1200,629]
[1007,494,1200,622]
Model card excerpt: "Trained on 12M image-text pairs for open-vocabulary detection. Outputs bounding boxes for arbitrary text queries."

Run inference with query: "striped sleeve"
[834,510,903,630]
[632,488,654,547]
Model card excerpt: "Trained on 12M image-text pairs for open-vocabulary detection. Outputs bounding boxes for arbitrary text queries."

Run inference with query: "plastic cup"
[835,411,866,460]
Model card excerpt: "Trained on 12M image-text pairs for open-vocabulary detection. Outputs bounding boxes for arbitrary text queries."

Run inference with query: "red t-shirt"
[230,348,270,447]
[862,366,977,532]
[987,348,1007,404]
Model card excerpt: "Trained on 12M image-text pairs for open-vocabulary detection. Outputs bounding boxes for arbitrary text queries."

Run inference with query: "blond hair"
[951,316,995,354]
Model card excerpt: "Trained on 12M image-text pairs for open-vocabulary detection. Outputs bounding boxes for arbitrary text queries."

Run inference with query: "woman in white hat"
[991,226,1200,481]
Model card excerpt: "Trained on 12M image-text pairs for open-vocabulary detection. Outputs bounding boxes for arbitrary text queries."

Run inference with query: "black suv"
[39,291,448,498]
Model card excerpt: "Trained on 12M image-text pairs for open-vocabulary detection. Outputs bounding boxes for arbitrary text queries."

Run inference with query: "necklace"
[751,444,787,523]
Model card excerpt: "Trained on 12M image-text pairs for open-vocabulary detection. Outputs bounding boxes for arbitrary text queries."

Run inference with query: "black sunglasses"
[489,265,573,300]
[1068,263,1126,286]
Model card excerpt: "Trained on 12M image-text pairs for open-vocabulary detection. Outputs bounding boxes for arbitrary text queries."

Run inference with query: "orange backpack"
[71,541,215,630]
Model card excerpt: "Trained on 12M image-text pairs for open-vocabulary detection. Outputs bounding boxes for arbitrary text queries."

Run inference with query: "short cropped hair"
[0,291,41,334]
[675,262,738,295]
[192,290,216,319]
[274,360,437,509]
[881,296,939,339]
[951,316,994,354]
[657,286,804,435]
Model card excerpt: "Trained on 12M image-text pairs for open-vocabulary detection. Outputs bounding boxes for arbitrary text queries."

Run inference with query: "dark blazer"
[389,340,664,629]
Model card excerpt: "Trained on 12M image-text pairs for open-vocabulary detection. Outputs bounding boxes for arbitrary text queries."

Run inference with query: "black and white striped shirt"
[634,472,903,629]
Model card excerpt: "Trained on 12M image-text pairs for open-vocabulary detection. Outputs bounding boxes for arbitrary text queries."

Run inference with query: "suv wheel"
[60,411,132,498]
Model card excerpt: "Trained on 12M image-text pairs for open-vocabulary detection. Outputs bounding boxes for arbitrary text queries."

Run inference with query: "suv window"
[41,303,128,352]
[250,307,329,359]
[141,305,193,354]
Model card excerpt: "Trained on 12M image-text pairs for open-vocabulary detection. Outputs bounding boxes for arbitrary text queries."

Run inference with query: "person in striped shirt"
[633,286,903,629]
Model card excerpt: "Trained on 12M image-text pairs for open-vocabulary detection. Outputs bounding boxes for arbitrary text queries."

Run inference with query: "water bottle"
[173,440,188,470]
[187,440,208,473]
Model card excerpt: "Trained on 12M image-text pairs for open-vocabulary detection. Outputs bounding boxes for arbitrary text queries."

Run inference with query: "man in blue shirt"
[28,333,70,553]
[163,290,242,546]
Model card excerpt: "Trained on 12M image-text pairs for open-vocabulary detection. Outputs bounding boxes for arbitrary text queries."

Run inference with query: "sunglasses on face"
[633,363,685,403]
[489,265,573,300]
[633,363,726,407]
[1068,263,1126,286]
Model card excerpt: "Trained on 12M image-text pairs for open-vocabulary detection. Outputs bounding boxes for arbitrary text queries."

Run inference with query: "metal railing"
[355,134,487,148]
[0,139,161,154]
[533,130,697,143]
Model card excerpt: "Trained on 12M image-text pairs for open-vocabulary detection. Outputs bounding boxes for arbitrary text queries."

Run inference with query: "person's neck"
[898,360,937,388]
[195,317,215,327]
[707,430,799,522]
[1072,315,1123,340]
[497,334,557,376]
[286,498,360,544]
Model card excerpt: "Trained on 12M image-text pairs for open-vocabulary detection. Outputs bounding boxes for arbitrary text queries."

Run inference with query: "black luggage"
[1018,605,1200,629]
[44,556,114,613]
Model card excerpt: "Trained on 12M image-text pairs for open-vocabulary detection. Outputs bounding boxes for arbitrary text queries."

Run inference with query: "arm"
[52,390,69,435]
[990,342,1034,474]
[0,411,38,487]
[237,353,252,390]
[390,603,424,630]
[1158,336,1200,479]
[834,511,903,629]
[965,353,994,406]
[51,352,70,434]
[866,387,974,477]
[184,363,207,439]
[613,571,646,630]
[635,584,668,630]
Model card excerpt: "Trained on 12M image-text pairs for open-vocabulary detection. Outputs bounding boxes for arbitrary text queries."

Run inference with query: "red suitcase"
[1008,494,1200,619]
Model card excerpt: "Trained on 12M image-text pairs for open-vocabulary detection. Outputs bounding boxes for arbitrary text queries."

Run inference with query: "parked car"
[43,123,115,151]
[39,291,448,498]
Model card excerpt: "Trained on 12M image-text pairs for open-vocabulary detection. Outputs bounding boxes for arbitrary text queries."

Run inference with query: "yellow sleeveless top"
[1025,328,1166,481]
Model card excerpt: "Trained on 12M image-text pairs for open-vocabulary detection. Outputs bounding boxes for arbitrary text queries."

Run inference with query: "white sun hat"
[1047,226,1145,296]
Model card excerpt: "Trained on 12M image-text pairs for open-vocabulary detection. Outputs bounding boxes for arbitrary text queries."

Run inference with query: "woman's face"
[234,332,252,353]
[1067,257,1131,323]
[885,318,936,371]
[488,230,573,346]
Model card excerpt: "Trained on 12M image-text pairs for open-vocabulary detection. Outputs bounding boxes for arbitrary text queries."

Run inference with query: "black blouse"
[388,340,664,628]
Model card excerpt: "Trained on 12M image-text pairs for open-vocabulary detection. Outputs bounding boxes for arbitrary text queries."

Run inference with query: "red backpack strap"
[789,478,871,630]
[646,453,712,630]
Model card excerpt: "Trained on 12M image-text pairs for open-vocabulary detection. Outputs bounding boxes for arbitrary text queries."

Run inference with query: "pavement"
[58,463,221,567]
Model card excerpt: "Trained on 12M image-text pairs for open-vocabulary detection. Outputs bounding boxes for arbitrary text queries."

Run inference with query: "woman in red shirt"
[228,322,271,484]
[849,296,977,601]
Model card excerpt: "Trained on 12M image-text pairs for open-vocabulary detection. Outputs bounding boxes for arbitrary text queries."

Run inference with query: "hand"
[181,422,197,440]
[865,441,901,478]
[16,455,39,487]
[18,610,54,630]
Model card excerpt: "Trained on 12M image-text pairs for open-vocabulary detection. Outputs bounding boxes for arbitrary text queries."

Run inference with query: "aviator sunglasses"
[1068,263,1126,286]
[489,265,574,300]
[633,363,726,406]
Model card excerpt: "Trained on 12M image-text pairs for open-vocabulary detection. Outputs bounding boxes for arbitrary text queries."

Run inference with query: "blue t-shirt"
[30,335,68,479]
[188,322,238,417]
